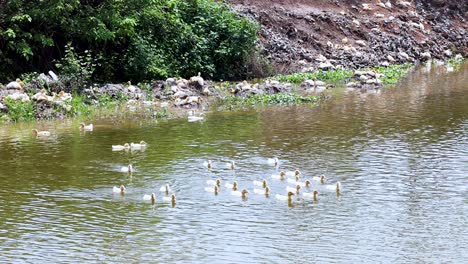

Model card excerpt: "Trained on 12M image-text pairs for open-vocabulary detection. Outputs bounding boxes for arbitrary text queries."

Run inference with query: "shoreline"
[0,58,464,124]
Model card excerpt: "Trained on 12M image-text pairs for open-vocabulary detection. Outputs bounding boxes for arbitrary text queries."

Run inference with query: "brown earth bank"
[226,0,467,74]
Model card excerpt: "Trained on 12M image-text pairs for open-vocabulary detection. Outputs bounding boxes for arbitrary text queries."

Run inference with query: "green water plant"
[373,63,412,85]
[273,69,353,85]
[3,98,35,122]
[223,93,319,110]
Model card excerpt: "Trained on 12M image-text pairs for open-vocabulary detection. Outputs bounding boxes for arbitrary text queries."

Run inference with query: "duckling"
[6,78,25,90]
[285,169,301,177]
[224,181,238,191]
[286,184,301,195]
[112,143,130,151]
[297,180,312,188]
[159,184,171,195]
[271,171,287,180]
[143,193,156,205]
[253,179,268,188]
[275,191,295,201]
[32,129,51,137]
[287,175,300,184]
[303,190,319,202]
[267,157,279,166]
[205,185,219,195]
[120,164,133,174]
[206,178,221,187]
[203,160,213,169]
[226,161,235,170]
[113,185,126,194]
[231,189,249,199]
[79,123,93,131]
[163,194,177,205]
[130,141,147,149]
[253,186,270,196]
[312,175,325,184]
[324,182,342,195]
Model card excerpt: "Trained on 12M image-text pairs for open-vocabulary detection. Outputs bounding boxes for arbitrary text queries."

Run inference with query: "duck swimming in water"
[267,157,279,166]
[143,193,156,204]
[120,164,133,174]
[113,185,126,195]
[206,178,221,187]
[32,129,51,137]
[275,191,295,201]
[224,181,238,191]
[205,185,219,195]
[130,141,147,149]
[253,179,268,188]
[324,182,342,195]
[226,161,235,170]
[159,184,171,195]
[303,190,319,202]
[231,189,249,199]
[287,175,301,184]
[285,169,301,177]
[286,184,301,195]
[271,171,287,180]
[203,160,213,169]
[312,175,325,184]
[253,186,270,196]
[162,194,176,206]
[112,143,130,151]
[79,123,93,131]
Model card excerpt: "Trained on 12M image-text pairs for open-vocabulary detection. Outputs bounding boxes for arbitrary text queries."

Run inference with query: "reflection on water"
[0,63,467,263]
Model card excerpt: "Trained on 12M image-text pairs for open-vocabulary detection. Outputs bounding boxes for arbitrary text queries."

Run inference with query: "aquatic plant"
[3,98,35,122]
[223,93,319,110]
[373,63,412,85]
[272,69,353,84]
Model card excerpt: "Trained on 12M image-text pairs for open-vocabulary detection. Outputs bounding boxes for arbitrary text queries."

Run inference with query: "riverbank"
[0,58,464,124]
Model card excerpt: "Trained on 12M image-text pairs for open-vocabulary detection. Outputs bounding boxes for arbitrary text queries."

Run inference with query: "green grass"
[373,63,412,85]
[272,69,354,84]
[3,98,35,122]
[223,93,319,110]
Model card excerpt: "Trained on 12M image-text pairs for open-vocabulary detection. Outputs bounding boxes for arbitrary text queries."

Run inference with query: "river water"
[0,63,467,263]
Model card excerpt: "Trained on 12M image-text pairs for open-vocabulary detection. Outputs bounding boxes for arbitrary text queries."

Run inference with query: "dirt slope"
[227,0,467,74]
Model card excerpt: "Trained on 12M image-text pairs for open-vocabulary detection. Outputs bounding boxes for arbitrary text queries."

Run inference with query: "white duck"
[297,180,312,188]
[32,129,51,137]
[253,179,268,188]
[324,182,342,194]
[206,178,221,187]
[271,171,287,180]
[286,169,301,177]
[120,164,133,173]
[312,175,325,184]
[303,190,319,201]
[79,123,93,131]
[226,161,235,170]
[203,160,213,169]
[112,143,130,151]
[267,157,279,166]
[287,175,301,184]
[225,181,238,191]
[130,141,147,149]
[275,191,295,201]
[159,184,172,195]
[188,115,204,122]
[286,185,301,195]
[113,185,126,194]
[253,186,270,196]
[143,193,156,204]
[162,194,177,205]
[231,189,249,199]
[205,185,219,195]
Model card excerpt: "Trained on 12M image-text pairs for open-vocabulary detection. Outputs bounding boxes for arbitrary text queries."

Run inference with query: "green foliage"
[69,94,92,117]
[273,69,353,84]
[223,93,319,110]
[3,98,35,122]
[373,63,412,85]
[0,0,259,82]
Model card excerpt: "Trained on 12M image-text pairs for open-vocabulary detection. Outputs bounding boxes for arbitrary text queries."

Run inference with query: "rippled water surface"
[1,63,467,263]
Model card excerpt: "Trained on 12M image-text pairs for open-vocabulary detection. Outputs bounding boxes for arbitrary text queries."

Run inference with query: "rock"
[166,78,177,87]
[362,3,372,11]
[5,79,24,90]
[48,71,59,81]
[189,73,204,90]
[346,82,358,87]
[314,80,326,86]
[443,50,452,57]
[6,92,30,102]
[454,54,463,60]
[352,19,360,27]
[375,13,385,18]
[385,1,392,8]
[398,51,410,61]
[319,61,335,70]
[356,40,366,47]
[397,1,412,7]
[301,80,315,87]
[316,54,328,62]
[342,38,348,44]
[420,51,431,60]
[381,61,390,66]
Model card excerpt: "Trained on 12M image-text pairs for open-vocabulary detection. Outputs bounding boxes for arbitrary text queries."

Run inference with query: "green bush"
[0,0,259,83]
[3,98,35,122]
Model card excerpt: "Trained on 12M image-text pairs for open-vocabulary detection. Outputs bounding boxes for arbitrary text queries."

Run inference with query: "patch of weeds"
[223,93,319,110]
[4,98,35,122]
[373,63,412,85]
[154,107,171,118]
[447,56,465,71]
[69,94,92,117]
[273,69,353,84]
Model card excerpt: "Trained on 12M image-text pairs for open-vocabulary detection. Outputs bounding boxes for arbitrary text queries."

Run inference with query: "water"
[0,63,467,263]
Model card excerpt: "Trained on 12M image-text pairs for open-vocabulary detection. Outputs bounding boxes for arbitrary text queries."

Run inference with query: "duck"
[287,175,300,184]
[271,171,287,180]
[162,194,177,205]
[267,157,279,166]
[113,185,126,194]
[231,189,249,199]
[324,182,342,195]
[206,178,221,187]
[303,190,319,202]
[297,180,312,188]
[32,129,51,137]
[120,164,133,174]
[79,123,93,131]
[253,186,270,196]
[112,143,130,151]
[188,115,204,122]
[143,193,156,204]
[286,184,301,195]
[205,185,219,195]
[6,78,25,90]
[253,179,268,188]
[312,175,325,184]
[203,160,213,169]
[275,191,295,201]
[224,181,238,191]
[226,161,235,170]
[159,184,172,195]
[130,141,147,149]
[285,169,301,177]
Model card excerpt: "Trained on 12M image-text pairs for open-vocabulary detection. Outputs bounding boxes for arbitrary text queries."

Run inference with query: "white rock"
[48,71,59,81]
[385,1,392,8]
[342,38,348,44]
[443,50,453,57]
[319,61,334,70]
[356,40,366,47]
[420,52,431,59]
[387,55,396,62]
[316,54,328,62]
[399,52,410,60]
[302,80,315,87]
[381,61,390,67]
[346,82,357,87]
[375,13,385,18]
[353,19,361,27]
[454,54,463,60]
[362,3,371,10]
